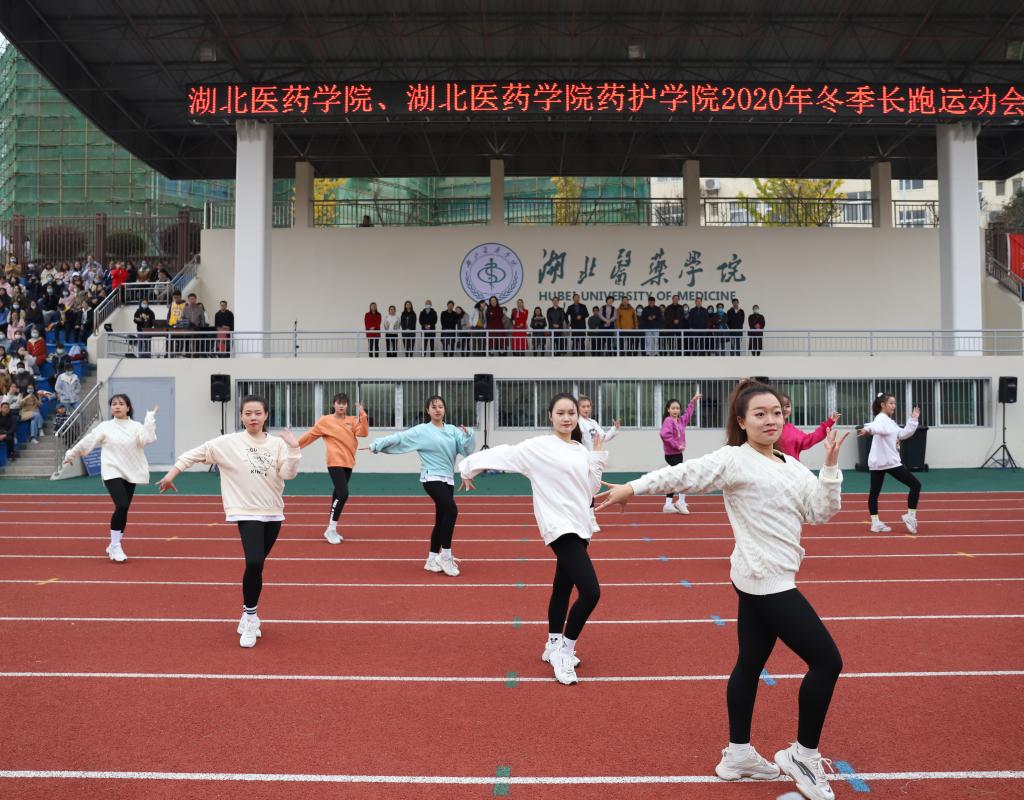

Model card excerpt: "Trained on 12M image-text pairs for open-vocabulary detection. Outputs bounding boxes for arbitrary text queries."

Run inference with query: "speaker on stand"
[473,373,494,450]
[210,375,231,471]
[981,376,1018,470]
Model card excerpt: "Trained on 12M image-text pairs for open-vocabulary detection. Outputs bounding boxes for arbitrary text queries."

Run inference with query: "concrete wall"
[95,354,1024,474]
[200,226,944,331]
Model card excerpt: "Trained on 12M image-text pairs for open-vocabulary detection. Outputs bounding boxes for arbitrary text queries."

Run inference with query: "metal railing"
[986,251,1024,300]
[310,199,490,227]
[204,201,295,229]
[92,254,201,333]
[52,380,104,475]
[505,198,685,226]
[100,328,1024,359]
[893,200,940,228]
[703,197,876,227]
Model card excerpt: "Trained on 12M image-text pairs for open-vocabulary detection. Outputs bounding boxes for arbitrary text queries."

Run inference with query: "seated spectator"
[54,363,81,410]
[0,364,10,395]
[19,384,43,442]
[53,403,69,431]
[135,261,152,283]
[11,361,33,392]
[4,256,21,282]
[48,344,70,376]
[41,283,61,326]
[26,329,47,369]
[6,309,25,344]
[4,384,23,411]
[0,400,17,460]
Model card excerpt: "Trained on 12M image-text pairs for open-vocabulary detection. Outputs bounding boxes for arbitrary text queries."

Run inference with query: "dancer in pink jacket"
[777,392,841,461]
[659,393,700,513]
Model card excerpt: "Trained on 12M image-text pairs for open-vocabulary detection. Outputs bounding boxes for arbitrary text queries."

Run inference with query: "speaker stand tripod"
[981,401,1018,470]
[208,400,227,473]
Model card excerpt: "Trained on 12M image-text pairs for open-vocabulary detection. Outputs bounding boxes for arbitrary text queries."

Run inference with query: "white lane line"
[1,552,1021,562]
[0,613,1020,625]
[1,669,1021,684]
[0,769,1020,785]
[0,576,1021,590]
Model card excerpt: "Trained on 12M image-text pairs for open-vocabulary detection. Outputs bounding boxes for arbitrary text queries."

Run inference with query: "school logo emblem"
[460,243,523,304]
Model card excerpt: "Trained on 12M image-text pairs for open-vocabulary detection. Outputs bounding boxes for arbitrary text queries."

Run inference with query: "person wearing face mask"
[748,304,766,356]
[48,344,70,376]
[19,383,44,443]
[54,363,81,410]
[726,299,745,357]
[24,300,45,336]
[663,294,685,356]
[25,328,46,369]
[134,300,156,358]
[41,282,61,326]
[419,300,438,357]
[712,302,728,354]
[6,309,25,346]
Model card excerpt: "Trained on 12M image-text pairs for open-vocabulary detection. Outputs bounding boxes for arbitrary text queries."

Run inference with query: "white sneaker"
[663,502,679,514]
[715,746,782,781]
[323,527,343,544]
[550,648,579,685]
[869,521,892,533]
[674,502,690,515]
[542,639,581,667]
[424,554,443,573]
[106,542,127,563]
[901,513,918,535]
[238,615,261,648]
[774,744,835,800]
[437,554,461,577]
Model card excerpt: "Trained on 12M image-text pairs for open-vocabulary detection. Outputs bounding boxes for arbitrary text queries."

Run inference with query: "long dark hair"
[109,393,134,419]
[424,394,446,422]
[725,379,783,446]
[239,394,270,432]
[547,392,582,443]
[663,398,681,419]
[872,392,895,416]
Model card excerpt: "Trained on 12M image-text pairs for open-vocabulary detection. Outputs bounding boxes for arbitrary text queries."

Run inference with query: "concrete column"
[936,122,983,345]
[683,160,701,226]
[489,159,505,226]
[294,161,314,229]
[870,162,892,229]
[233,120,273,355]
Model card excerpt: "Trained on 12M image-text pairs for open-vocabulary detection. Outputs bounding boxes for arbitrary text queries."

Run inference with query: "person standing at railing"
[366,395,475,577]
[660,393,700,514]
[485,295,505,354]
[62,394,158,564]
[726,299,745,357]
[400,300,417,356]
[860,393,922,535]
[109,262,129,291]
[382,304,400,357]
[419,299,438,357]
[510,298,529,355]
[454,305,469,354]
[640,296,662,356]
[458,393,607,686]
[546,297,567,356]
[567,292,589,355]
[688,298,710,356]
[157,395,301,648]
[467,299,486,354]
[133,301,156,358]
[364,302,382,358]
[598,295,617,354]
[299,393,369,544]
[748,304,766,356]
[664,295,686,356]
[166,290,187,357]
[440,300,460,357]
[530,305,547,355]
[615,297,638,355]
[214,300,234,358]
[777,393,840,462]
[182,293,208,357]
[586,306,603,355]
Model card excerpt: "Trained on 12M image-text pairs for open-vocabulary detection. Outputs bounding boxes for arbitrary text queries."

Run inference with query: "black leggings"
[868,466,921,515]
[548,534,601,641]
[664,453,682,498]
[237,521,282,608]
[103,478,137,532]
[728,586,842,749]
[328,466,353,521]
[422,481,458,552]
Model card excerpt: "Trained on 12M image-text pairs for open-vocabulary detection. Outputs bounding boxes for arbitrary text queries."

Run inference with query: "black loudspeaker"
[473,373,494,402]
[998,376,1018,404]
[210,374,231,403]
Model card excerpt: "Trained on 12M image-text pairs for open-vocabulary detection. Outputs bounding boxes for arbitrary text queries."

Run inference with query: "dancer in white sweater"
[158,395,301,648]
[598,380,849,800]
[459,393,607,686]
[859,392,921,534]
[63,394,157,563]
[577,394,619,533]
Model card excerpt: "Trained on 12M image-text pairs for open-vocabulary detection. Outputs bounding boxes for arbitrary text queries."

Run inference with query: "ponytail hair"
[547,392,583,443]
[872,392,894,416]
[725,379,783,447]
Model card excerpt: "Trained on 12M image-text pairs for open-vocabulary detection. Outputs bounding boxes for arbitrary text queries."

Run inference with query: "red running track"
[1,492,1023,799]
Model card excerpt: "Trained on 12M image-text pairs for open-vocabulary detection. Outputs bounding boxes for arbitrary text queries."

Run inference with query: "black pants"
[238,520,282,608]
[749,332,763,356]
[385,334,398,357]
[402,332,416,355]
[664,453,682,498]
[868,466,921,515]
[367,338,379,357]
[728,586,842,749]
[422,480,457,552]
[423,331,436,356]
[548,533,601,641]
[104,478,137,531]
[328,466,353,521]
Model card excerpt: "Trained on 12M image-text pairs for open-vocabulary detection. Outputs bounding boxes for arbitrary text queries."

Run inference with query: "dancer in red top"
[776,393,841,462]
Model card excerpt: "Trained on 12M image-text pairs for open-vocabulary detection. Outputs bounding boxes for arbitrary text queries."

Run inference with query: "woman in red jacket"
[109,263,129,291]
[485,295,505,353]
[364,302,382,358]
[510,298,529,355]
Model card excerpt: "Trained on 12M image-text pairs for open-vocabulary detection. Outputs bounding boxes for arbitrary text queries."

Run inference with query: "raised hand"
[822,427,850,466]
[612,419,621,429]
[829,411,841,423]
[460,477,476,492]
[149,404,159,415]
[357,402,366,416]
[692,392,702,403]
[911,406,921,419]
[595,480,634,512]
[279,429,300,448]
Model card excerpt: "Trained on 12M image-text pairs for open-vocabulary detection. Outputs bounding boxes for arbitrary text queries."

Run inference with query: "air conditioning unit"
[703,178,721,192]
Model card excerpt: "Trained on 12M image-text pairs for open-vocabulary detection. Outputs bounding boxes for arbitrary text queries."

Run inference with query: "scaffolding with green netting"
[0,43,231,219]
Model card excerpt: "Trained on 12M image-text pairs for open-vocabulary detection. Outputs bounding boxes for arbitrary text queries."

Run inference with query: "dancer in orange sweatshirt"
[298,392,369,543]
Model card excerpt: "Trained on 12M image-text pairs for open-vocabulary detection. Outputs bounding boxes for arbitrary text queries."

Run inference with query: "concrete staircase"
[2,371,98,479]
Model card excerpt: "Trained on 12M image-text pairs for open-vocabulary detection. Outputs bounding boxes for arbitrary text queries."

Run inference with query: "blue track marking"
[679,579,692,588]
[710,615,726,627]
[835,761,871,792]
[759,669,776,686]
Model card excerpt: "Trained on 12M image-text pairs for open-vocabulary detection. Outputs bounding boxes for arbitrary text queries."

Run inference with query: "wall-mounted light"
[197,44,218,63]
[627,42,646,60]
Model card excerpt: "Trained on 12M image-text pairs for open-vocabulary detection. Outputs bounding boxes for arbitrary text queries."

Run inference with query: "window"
[898,179,924,191]
[996,180,1006,196]
[1014,178,1023,194]
[843,191,872,224]
[897,208,927,228]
